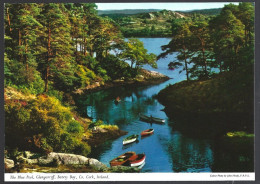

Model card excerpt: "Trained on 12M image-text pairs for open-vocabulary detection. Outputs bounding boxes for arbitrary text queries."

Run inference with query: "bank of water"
[77,38,252,172]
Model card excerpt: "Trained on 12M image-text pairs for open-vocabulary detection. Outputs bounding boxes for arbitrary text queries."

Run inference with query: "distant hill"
[177,8,222,16]
[112,9,186,37]
[101,8,221,37]
[98,9,162,15]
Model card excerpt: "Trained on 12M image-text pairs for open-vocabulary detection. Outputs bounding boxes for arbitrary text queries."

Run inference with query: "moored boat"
[114,96,121,104]
[109,151,136,167]
[128,153,146,167]
[140,114,165,124]
[141,128,154,136]
[123,134,139,145]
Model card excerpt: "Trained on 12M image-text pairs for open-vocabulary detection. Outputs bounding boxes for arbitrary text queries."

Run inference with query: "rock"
[38,152,90,166]
[25,159,38,164]
[38,155,56,166]
[89,158,108,171]
[37,152,108,171]
[5,158,14,169]
[24,151,34,158]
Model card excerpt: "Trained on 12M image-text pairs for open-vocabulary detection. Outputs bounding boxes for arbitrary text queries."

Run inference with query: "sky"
[96,2,239,11]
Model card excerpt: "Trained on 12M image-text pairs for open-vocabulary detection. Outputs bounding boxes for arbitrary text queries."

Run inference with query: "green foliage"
[158,64,253,114]
[159,3,254,80]
[99,124,119,131]
[100,54,136,80]
[67,121,84,134]
[226,131,254,138]
[159,18,192,80]
[46,88,64,102]
[114,9,181,37]
[75,65,97,88]
[5,95,91,156]
[119,38,157,69]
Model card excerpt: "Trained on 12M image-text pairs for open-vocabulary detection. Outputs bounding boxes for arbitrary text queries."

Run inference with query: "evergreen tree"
[209,8,245,71]
[119,38,157,69]
[159,19,193,80]
[189,19,213,79]
[38,3,74,92]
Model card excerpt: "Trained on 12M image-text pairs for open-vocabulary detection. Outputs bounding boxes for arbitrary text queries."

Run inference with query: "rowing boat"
[128,153,146,167]
[139,114,165,124]
[141,128,154,136]
[109,151,136,167]
[123,134,139,145]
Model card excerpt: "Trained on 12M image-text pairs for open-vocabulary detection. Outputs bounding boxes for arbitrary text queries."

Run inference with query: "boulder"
[89,158,108,171]
[24,151,34,158]
[5,158,14,169]
[38,152,90,166]
[25,159,38,165]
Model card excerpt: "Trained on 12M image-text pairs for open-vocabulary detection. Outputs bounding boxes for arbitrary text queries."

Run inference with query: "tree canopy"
[119,38,157,69]
[158,2,254,80]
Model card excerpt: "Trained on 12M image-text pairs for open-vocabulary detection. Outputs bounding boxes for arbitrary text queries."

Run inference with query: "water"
[78,38,253,172]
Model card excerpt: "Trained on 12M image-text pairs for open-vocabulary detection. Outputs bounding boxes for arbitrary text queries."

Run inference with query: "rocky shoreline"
[74,69,170,94]
[5,69,169,173]
[5,151,141,173]
[86,127,128,147]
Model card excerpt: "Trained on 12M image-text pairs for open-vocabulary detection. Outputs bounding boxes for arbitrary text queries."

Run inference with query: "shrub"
[67,121,84,134]
[99,124,119,131]
[5,95,91,156]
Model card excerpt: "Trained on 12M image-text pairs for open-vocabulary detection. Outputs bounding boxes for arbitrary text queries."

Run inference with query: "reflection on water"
[76,38,252,172]
[79,38,215,172]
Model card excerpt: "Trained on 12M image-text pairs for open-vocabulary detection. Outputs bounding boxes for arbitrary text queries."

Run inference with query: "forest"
[4,2,254,162]
[158,3,254,80]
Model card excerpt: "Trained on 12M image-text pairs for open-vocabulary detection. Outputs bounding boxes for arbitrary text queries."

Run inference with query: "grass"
[99,125,119,131]
[226,131,254,138]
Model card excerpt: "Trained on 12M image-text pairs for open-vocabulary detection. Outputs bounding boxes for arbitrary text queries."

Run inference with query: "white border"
[5,173,255,181]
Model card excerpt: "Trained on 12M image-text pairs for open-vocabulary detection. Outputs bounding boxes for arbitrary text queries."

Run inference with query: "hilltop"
[98,9,162,15]
[111,9,186,37]
[177,8,222,16]
[101,8,222,37]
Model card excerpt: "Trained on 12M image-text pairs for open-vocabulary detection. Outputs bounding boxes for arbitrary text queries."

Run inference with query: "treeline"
[4,3,121,94]
[4,3,157,156]
[159,3,254,80]
[177,8,222,16]
[113,10,181,37]
[4,3,157,95]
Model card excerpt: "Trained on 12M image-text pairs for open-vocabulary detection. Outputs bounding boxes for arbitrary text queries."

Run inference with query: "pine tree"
[38,3,74,92]
[159,19,193,80]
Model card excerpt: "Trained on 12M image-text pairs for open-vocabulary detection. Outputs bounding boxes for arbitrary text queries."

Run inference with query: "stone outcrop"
[5,151,143,173]
[4,158,15,169]
[21,151,108,171]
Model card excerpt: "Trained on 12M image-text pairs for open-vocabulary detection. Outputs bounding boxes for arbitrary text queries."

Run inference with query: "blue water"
[83,38,213,172]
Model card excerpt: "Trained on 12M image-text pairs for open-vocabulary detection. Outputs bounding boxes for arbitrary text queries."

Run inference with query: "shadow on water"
[75,84,159,125]
[166,110,254,139]
[74,38,253,172]
[122,140,140,150]
[166,131,213,172]
[165,111,254,172]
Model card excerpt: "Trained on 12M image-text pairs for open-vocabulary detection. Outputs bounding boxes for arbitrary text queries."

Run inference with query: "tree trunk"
[219,58,222,73]
[84,38,87,56]
[6,8,12,32]
[25,39,28,72]
[202,46,208,78]
[44,66,49,93]
[183,47,189,81]
[45,26,52,93]
[18,29,22,62]
[18,29,21,46]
